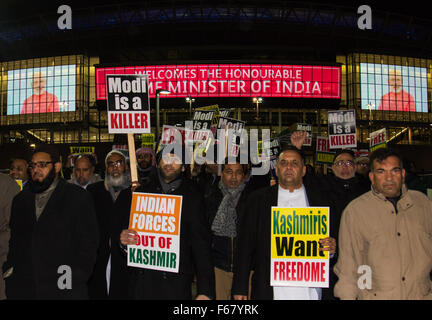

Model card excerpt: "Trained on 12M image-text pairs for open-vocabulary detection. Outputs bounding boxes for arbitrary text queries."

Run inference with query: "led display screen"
[7,65,76,115]
[96,64,340,99]
[360,63,428,112]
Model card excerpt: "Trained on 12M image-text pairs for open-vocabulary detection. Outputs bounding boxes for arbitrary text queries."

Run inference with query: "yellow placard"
[270,207,330,288]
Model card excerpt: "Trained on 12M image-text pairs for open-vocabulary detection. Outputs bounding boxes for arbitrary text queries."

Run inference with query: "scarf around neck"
[211,180,246,237]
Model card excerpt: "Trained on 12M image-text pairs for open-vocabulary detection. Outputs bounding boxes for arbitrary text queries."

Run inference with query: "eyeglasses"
[334,160,355,167]
[107,159,124,168]
[28,161,53,169]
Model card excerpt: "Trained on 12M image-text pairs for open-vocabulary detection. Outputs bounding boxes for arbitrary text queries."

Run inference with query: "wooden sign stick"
[127,133,138,183]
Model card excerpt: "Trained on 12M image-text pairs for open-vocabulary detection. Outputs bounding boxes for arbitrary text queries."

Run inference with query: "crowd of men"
[0,131,431,300]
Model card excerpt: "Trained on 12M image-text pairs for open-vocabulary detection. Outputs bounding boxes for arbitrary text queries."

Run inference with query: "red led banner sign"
[96,64,340,100]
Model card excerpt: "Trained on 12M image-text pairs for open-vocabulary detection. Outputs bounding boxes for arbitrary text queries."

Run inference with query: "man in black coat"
[119,144,215,300]
[232,146,336,300]
[86,150,132,299]
[204,158,254,300]
[3,145,99,299]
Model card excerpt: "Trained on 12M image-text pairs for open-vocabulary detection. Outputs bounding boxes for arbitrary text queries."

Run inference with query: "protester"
[119,144,215,300]
[292,132,369,299]
[402,158,427,195]
[68,154,102,189]
[232,145,336,300]
[3,145,99,299]
[355,156,370,179]
[136,147,156,183]
[204,157,252,299]
[9,158,30,188]
[0,173,20,300]
[86,150,132,299]
[334,147,432,299]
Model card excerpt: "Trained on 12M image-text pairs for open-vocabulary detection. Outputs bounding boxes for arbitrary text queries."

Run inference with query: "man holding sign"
[118,144,215,300]
[232,145,336,300]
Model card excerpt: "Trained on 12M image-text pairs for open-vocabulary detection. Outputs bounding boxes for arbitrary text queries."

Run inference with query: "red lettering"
[280,261,286,281]
[123,113,129,129]
[141,113,148,128]
[286,261,291,281]
[110,113,119,129]
[311,261,320,282]
[320,262,326,282]
[291,261,296,281]
[297,261,303,281]
[274,262,279,281]
[304,262,310,281]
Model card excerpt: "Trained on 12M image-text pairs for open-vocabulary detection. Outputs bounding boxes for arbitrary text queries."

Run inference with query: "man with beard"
[136,147,157,183]
[86,150,132,299]
[119,144,215,300]
[68,154,102,189]
[3,145,99,299]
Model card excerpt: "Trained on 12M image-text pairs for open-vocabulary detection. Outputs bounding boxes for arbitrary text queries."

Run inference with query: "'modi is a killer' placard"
[106,74,151,134]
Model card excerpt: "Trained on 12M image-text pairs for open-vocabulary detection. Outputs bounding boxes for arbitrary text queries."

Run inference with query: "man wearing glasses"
[86,150,132,299]
[3,145,99,299]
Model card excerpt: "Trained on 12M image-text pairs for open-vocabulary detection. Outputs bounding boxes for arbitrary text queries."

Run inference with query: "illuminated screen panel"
[96,64,340,99]
[360,63,428,112]
[7,65,76,115]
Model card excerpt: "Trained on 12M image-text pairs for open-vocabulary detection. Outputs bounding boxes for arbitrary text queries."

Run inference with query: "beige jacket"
[0,173,20,300]
[334,185,432,300]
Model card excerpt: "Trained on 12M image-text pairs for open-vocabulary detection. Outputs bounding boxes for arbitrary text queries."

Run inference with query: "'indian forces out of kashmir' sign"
[127,192,183,273]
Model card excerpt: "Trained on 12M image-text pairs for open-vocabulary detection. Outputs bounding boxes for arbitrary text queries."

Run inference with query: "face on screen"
[7,65,76,115]
[360,63,428,113]
[31,72,47,95]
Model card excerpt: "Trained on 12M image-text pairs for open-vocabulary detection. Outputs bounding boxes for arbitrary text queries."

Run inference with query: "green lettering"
[273,210,280,234]
[129,247,136,263]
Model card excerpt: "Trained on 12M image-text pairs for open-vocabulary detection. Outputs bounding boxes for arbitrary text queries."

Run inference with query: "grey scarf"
[211,180,246,237]
[158,170,183,194]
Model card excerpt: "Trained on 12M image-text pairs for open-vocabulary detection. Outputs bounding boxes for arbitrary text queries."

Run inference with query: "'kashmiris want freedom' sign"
[271,207,330,288]
[128,192,183,273]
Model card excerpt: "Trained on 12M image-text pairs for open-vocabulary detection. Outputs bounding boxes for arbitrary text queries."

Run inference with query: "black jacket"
[4,178,99,299]
[232,181,331,300]
[115,171,215,299]
[203,182,253,273]
[86,181,131,299]
[307,174,370,241]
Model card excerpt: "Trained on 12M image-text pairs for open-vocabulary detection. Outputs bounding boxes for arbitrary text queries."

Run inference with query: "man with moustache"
[86,150,132,299]
[3,145,99,299]
[232,146,336,300]
[68,154,102,189]
[9,158,30,189]
[136,147,157,183]
[334,148,432,300]
[204,158,252,300]
[119,144,215,300]
[290,132,369,299]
